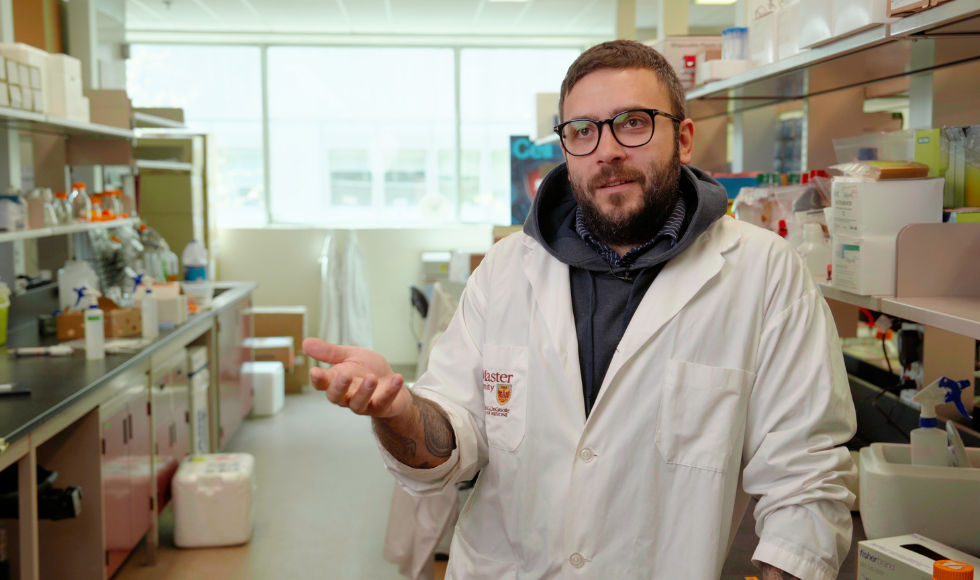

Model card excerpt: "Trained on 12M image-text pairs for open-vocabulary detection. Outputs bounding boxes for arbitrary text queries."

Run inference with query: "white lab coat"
[380,215,858,580]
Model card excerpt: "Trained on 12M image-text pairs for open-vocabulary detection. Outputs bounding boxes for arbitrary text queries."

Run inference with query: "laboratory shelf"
[0,106,135,139]
[891,0,980,36]
[135,159,193,172]
[132,112,186,130]
[819,284,888,311]
[880,296,980,341]
[0,218,140,244]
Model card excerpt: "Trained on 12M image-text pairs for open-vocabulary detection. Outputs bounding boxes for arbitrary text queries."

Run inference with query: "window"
[459,48,581,224]
[267,47,456,225]
[126,45,265,226]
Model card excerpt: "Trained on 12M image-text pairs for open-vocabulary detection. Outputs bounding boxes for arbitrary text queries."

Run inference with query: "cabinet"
[100,386,152,578]
[217,296,252,448]
[151,351,190,512]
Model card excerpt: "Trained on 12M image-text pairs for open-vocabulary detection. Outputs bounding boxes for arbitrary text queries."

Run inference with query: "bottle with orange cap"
[68,182,91,222]
[90,193,103,221]
[934,560,973,579]
[53,191,71,225]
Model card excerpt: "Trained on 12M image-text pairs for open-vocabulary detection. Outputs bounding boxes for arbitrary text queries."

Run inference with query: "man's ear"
[678,119,695,166]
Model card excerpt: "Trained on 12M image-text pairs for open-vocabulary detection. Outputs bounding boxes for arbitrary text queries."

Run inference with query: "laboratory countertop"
[0,282,257,447]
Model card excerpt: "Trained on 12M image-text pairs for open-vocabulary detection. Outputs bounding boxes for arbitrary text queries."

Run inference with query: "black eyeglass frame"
[553,108,684,157]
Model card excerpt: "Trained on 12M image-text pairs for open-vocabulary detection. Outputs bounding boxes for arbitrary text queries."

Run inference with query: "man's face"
[561,68,694,248]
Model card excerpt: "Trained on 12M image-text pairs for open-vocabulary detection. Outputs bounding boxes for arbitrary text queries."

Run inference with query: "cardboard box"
[645,36,723,91]
[857,534,980,580]
[4,59,16,86]
[778,0,806,60]
[247,306,308,354]
[888,0,930,16]
[83,89,132,129]
[244,337,295,372]
[285,359,310,394]
[831,177,944,237]
[832,234,896,295]
[799,0,835,49]
[56,297,142,341]
[749,11,778,65]
[8,85,21,109]
[46,54,84,120]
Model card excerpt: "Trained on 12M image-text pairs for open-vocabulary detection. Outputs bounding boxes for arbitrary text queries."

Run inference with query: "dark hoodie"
[523,163,730,416]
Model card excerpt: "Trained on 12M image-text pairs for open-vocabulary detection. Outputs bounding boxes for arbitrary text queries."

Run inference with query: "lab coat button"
[579,448,594,463]
[569,553,585,568]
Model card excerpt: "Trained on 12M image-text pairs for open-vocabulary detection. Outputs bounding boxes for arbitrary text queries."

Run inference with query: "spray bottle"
[911,377,973,466]
[141,286,158,340]
[82,287,105,361]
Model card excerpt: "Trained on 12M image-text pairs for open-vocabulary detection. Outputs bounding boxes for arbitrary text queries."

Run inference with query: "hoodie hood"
[523,162,729,273]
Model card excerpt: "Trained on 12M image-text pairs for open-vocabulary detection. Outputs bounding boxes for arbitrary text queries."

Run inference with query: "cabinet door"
[217,296,251,448]
[172,362,191,460]
[127,390,153,547]
[102,405,132,573]
[151,373,178,510]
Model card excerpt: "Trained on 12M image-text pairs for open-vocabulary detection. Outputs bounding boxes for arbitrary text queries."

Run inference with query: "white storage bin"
[831,177,944,237]
[190,368,210,455]
[835,0,895,37]
[860,443,980,555]
[832,234,896,295]
[173,454,255,548]
[799,0,835,48]
[46,54,87,122]
[243,361,285,417]
[0,43,47,113]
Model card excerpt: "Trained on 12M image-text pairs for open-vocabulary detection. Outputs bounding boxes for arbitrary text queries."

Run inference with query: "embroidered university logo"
[496,383,512,405]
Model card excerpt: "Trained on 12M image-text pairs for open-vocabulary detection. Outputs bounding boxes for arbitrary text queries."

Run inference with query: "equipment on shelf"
[0,465,83,520]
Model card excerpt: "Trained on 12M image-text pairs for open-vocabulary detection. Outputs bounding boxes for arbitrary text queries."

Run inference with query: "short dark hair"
[559,39,687,122]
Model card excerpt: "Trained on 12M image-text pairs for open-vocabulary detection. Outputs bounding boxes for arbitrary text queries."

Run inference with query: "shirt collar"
[575,196,687,269]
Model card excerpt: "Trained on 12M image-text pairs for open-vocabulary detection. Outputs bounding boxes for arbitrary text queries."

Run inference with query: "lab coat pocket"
[655,359,755,473]
[447,533,518,580]
[482,344,528,452]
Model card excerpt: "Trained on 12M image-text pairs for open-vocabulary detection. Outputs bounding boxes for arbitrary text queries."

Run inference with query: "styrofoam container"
[835,0,896,38]
[173,453,255,548]
[243,361,284,417]
[46,54,86,121]
[832,234,896,295]
[859,443,980,555]
[799,0,835,48]
[831,177,944,237]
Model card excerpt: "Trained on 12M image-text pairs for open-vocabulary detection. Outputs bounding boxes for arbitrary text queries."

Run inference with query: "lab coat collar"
[520,215,741,426]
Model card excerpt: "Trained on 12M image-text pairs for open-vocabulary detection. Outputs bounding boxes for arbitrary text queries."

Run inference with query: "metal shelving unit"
[0,106,135,139]
[0,218,140,244]
[880,296,980,341]
[132,112,186,130]
[819,284,888,311]
[135,160,193,172]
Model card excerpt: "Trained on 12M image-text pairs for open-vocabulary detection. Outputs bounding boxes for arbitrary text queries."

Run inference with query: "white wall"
[216,226,494,365]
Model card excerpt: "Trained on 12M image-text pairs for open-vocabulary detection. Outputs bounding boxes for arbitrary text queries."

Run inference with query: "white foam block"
[243,361,285,417]
[173,453,255,548]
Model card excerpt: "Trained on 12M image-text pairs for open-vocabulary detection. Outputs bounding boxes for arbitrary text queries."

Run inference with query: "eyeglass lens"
[560,110,655,155]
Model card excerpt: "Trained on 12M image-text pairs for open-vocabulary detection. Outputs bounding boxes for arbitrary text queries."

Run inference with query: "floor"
[115,388,866,580]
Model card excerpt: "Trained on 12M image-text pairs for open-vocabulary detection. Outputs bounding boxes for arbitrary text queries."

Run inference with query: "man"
[304,40,857,580]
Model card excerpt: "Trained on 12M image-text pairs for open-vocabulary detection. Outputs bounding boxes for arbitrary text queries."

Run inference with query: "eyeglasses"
[554,109,683,157]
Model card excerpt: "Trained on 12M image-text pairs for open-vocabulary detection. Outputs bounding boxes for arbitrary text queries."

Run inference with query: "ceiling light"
[487,0,530,3]
[694,0,738,4]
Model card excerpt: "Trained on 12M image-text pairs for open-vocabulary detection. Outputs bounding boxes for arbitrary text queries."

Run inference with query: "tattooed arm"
[372,393,456,469]
[760,563,801,580]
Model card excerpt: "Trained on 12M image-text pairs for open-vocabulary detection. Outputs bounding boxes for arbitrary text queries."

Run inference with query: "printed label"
[832,183,862,235]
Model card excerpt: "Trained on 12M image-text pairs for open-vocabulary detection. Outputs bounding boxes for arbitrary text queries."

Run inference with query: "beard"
[570,142,682,248]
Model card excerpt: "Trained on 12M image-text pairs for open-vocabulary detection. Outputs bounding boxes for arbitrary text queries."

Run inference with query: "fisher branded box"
[857,534,979,579]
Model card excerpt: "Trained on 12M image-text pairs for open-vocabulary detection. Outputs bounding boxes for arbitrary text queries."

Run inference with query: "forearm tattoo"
[761,563,801,580]
[372,393,456,468]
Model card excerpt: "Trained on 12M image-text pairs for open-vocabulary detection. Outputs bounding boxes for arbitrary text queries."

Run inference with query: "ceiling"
[123,0,737,39]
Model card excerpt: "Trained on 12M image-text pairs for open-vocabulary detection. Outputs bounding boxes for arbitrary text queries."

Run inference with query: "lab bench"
[0,281,256,580]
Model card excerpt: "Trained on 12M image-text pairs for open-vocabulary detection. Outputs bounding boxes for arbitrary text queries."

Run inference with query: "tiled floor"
[115,388,867,580]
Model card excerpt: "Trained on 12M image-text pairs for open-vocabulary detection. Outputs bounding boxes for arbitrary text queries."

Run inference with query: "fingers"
[370,374,405,415]
[302,338,353,365]
[323,372,353,406]
[309,366,339,391]
[347,374,378,414]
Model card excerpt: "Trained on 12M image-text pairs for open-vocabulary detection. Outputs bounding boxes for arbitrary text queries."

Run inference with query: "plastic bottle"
[83,287,105,360]
[90,194,103,221]
[54,191,71,225]
[140,286,159,339]
[182,239,208,282]
[796,223,832,283]
[68,183,91,222]
[911,377,974,466]
[41,189,58,226]
[58,261,99,311]
[106,190,124,217]
[934,560,973,579]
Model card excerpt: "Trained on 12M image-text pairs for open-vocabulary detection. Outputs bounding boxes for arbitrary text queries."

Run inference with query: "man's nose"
[594,124,626,164]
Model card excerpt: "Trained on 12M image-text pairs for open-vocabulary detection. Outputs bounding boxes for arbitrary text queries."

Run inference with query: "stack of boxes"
[0,43,88,121]
[246,306,310,394]
[830,177,944,295]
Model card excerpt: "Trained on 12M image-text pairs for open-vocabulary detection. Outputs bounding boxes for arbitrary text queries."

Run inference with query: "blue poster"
[510,136,563,225]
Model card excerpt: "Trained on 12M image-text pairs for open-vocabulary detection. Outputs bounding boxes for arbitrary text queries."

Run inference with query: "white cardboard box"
[244,361,285,417]
[645,36,723,91]
[778,0,807,60]
[46,54,87,122]
[857,534,980,580]
[836,0,897,37]
[831,177,944,237]
[832,234,896,295]
[799,0,836,48]
[695,58,752,86]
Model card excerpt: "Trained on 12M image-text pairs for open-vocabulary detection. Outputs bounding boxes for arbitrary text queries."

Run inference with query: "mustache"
[588,165,647,192]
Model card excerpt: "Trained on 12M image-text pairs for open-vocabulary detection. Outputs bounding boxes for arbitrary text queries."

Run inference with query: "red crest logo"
[496,384,512,405]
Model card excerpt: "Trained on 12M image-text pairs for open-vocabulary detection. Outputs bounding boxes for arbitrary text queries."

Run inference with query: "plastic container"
[182,239,208,282]
[54,191,71,225]
[140,287,159,339]
[833,130,915,165]
[0,282,9,346]
[105,190,124,217]
[796,223,831,284]
[58,261,99,312]
[83,289,105,360]
[173,453,255,548]
[90,194,103,221]
[934,560,974,579]
[181,282,214,310]
[68,182,91,223]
